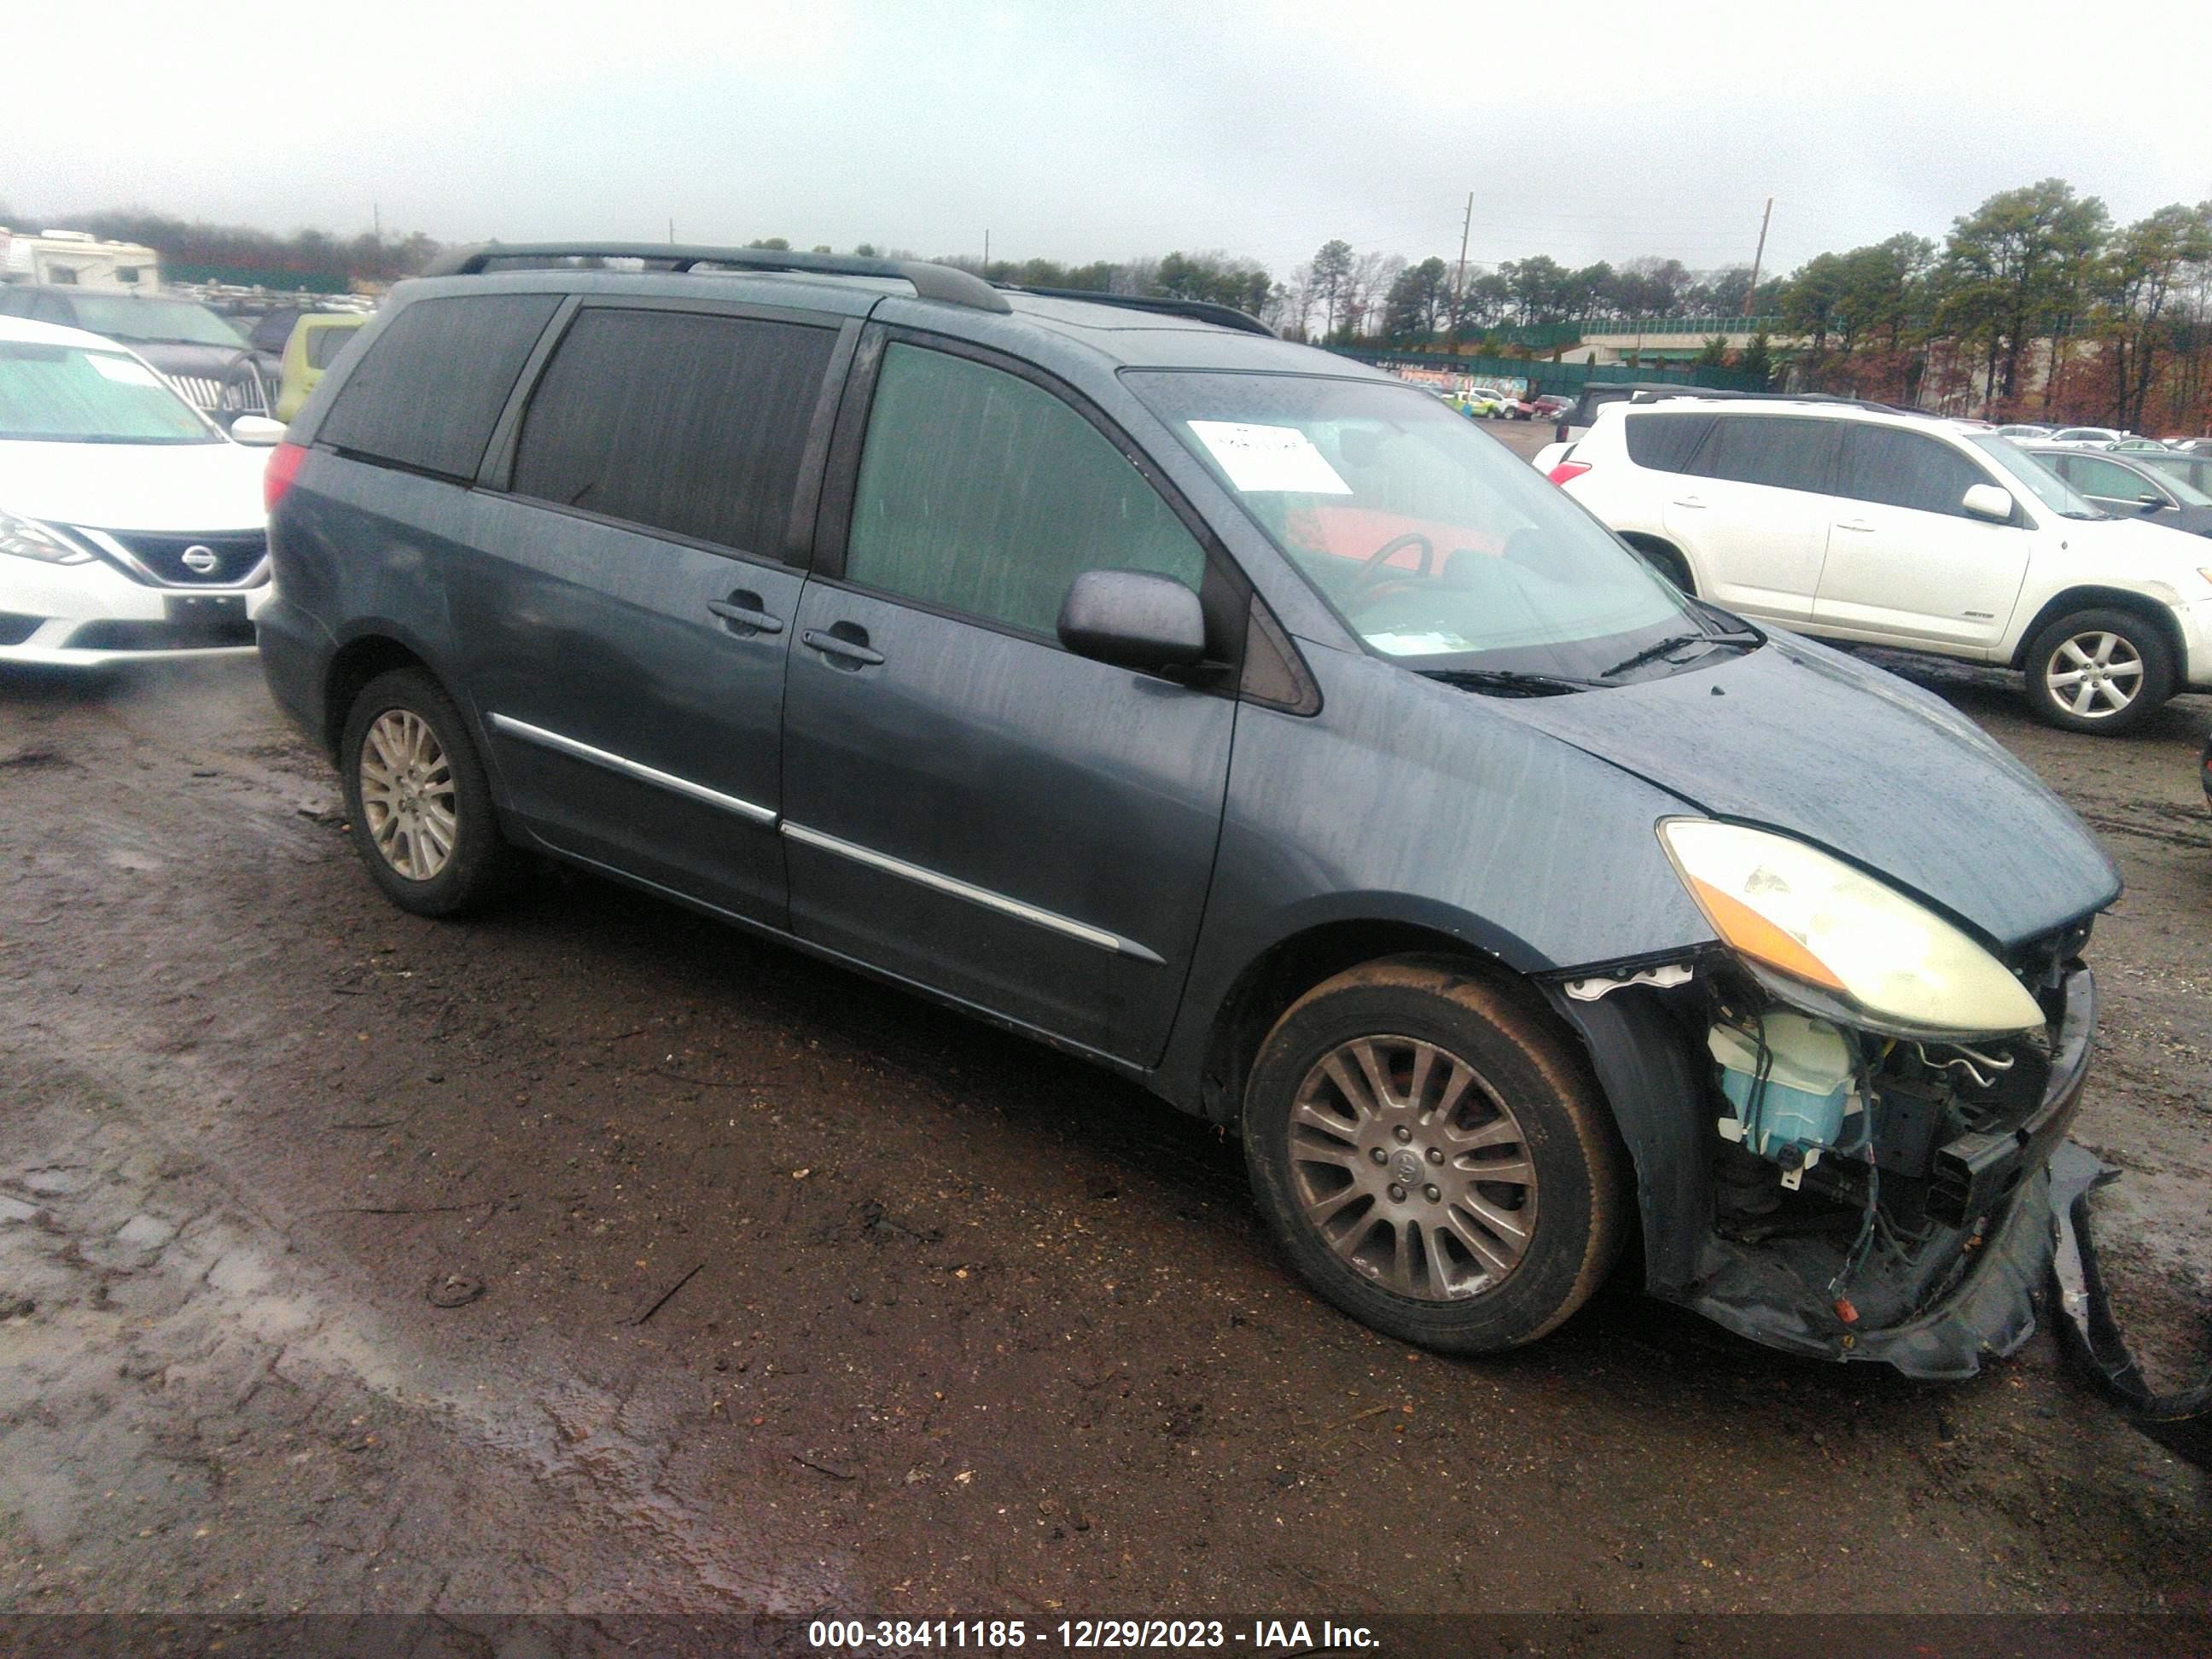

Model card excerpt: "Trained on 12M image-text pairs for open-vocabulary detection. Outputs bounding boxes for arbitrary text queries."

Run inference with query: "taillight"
[265,440,307,512]
[1547,460,1592,486]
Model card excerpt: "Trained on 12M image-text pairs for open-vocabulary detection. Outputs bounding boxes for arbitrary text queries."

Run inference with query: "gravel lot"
[3,430,2206,1622]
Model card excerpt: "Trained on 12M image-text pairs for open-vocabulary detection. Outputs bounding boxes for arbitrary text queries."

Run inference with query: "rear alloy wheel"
[340,668,517,916]
[1243,958,1625,1353]
[2023,608,2173,735]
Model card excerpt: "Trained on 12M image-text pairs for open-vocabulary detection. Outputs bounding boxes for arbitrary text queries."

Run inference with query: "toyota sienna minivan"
[259,244,2121,1378]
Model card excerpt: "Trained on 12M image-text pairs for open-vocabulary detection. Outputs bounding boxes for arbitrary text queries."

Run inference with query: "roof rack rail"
[1007,286,1276,339]
[423,242,1010,315]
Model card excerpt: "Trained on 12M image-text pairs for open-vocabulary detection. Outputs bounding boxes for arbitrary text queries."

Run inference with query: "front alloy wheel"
[1244,957,1625,1353]
[2024,608,2173,735]
[1288,1034,1538,1301]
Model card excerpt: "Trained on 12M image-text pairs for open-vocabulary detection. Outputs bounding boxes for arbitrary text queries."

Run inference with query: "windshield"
[62,294,245,348]
[0,341,217,445]
[2137,453,2212,498]
[1965,434,2102,520]
[1129,370,1726,682]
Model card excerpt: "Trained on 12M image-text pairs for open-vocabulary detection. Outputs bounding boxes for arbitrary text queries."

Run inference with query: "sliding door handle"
[801,626,885,667]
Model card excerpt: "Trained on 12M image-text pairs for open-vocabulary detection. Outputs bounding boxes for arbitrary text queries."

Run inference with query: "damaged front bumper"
[1551,963,2096,1382]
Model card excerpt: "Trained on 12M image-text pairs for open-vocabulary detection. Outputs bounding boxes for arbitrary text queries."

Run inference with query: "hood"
[126,341,251,377]
[2144,505,2212,539]
[1492,634,2121,948]
[0,439,268,533]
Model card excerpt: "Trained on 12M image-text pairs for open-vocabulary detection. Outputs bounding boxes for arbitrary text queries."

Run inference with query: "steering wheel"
[1344,531,1435,608]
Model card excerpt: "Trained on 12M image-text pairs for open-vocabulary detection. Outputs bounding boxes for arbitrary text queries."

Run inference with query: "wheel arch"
[2007,586,2186,672]
[1193,917,1562,1129]
[1615,531,1697,595]
[320,628,446,759]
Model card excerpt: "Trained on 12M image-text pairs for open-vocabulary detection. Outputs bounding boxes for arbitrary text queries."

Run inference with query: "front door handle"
[801,626,885,667]
[707,593,784,635]
[1834,519,1876,533]
[1671,495,1706,509]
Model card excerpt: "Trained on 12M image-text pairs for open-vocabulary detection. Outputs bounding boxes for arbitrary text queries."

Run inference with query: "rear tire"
[339,667,517,917]
[1242,957,1626,1353]
[2022,608,2172,735]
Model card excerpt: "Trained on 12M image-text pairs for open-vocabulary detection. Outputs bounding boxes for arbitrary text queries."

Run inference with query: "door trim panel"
[780,821,1164,963]
[488,713,777,824]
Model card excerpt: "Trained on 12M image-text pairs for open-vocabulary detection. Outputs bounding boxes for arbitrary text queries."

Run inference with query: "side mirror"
[1961,483,2015,523]
[2135,492,2166,515]
[228,415,287,447]
[1057,569,1208,672]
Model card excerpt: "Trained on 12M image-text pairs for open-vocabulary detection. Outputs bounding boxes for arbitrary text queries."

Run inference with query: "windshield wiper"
[1419,667,1599,697]
[1600,621,1760,679]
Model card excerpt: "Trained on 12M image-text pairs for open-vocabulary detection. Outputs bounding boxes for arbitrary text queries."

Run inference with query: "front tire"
[2023,608,2173,735]
[1243,958,1626,1353]
[339,667,516,916]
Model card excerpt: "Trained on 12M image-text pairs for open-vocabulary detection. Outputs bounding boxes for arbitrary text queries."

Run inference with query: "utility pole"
[372,201,381,242]
[1743,196,1773,317]
[668,218,676,245]
[983,229,991,269]
[1452,191,1473,338]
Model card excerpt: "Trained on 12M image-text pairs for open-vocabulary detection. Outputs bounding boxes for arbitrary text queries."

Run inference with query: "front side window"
[1835,426,1992,517]
[1129,370,1708,681]
[1689,416,1840,492]
[2056,455,2145,501]
[0,341,216,445]
[512,309,835,556]
[845,344,1205,637]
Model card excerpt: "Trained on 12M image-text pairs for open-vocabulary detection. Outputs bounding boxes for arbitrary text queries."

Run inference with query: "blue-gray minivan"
[258,245,2121,1378]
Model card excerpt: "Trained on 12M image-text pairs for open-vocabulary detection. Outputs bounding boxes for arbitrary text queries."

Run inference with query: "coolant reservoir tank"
[1708,1011,1858,1172]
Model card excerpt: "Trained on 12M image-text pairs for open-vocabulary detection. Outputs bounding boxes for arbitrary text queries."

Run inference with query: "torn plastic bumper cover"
[2052,1142,2212,1470]
[1551,964,2097,1381]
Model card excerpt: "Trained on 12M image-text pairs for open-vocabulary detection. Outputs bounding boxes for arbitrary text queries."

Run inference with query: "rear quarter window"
[317,294,560,480]
[1622,411,1713,473]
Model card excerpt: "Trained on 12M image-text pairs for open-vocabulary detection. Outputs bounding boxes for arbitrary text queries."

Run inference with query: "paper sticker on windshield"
[90,355,162,387]
[1188,422,1352,495]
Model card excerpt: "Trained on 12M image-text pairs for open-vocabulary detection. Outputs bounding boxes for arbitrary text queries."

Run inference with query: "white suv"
[1551,398,2212,733]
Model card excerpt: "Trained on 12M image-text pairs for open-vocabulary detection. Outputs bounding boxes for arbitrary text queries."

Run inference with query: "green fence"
[1326,346,1763,395]
[164,261,351,294]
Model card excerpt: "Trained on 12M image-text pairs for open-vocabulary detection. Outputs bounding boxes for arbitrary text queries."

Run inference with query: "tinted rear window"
[1690,416,1838,492]
[319,294,559,480]
[509,308,836,557]
[1623,411,1713,473]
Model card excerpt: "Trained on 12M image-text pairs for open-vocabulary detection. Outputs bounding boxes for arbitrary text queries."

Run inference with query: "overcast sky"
[10,1,2209,283]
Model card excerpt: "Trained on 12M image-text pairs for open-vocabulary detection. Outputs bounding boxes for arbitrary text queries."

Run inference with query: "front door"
[453,303,846,925]
[779,335,1237,1065]
[1813,424,2032,653]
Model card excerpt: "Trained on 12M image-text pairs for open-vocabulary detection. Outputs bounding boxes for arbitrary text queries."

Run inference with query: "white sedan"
[0,314,281,666]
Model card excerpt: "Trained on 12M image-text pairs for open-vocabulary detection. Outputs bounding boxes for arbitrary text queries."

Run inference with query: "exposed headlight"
[0,510,94,565]
[1659,818,2046,1039]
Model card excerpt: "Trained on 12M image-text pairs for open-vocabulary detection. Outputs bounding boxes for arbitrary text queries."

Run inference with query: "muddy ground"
[2,563,2208,1622]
